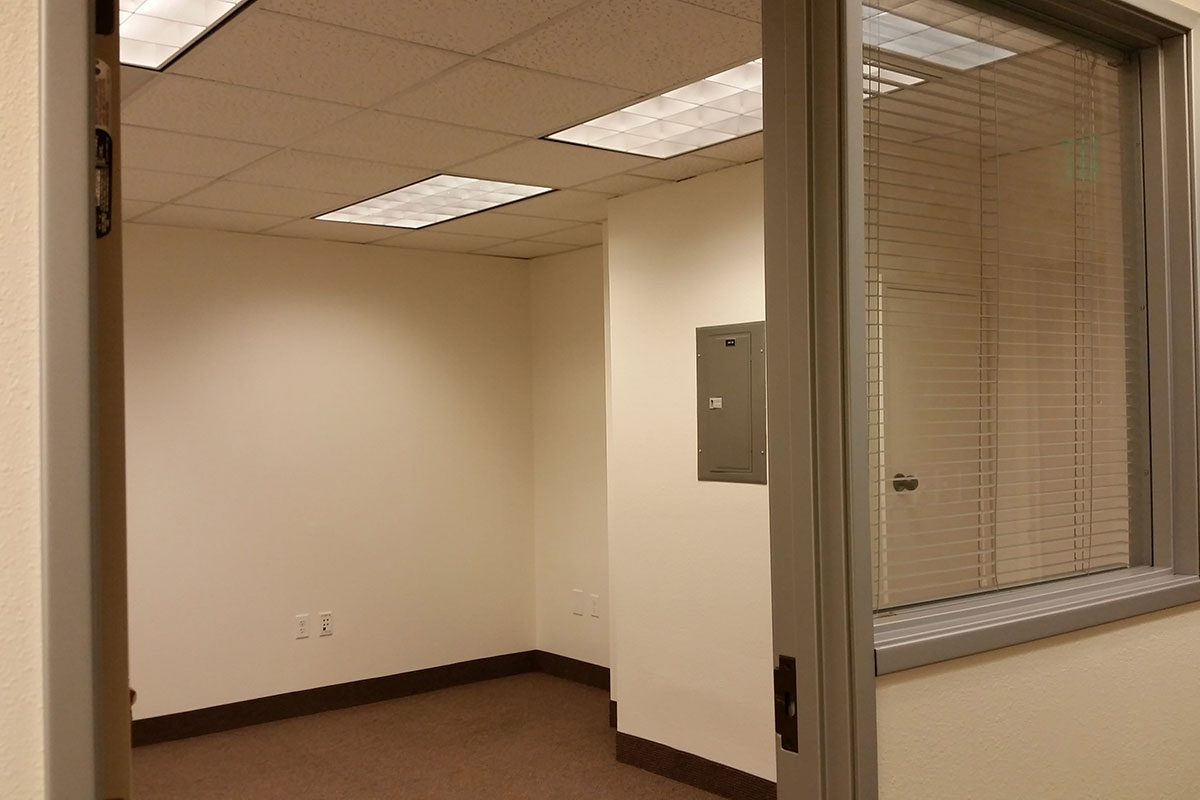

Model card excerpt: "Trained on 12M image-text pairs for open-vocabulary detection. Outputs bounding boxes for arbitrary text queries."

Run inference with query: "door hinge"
[774,655,798,753]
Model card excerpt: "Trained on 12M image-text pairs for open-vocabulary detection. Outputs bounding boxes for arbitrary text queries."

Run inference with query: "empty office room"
[8,0,1200,798]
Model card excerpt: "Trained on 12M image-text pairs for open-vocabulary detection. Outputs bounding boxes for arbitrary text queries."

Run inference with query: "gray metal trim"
[875,568,1200,674]
[1160,35,1200,575]
[40,0,101,797]
[765,0,878,795]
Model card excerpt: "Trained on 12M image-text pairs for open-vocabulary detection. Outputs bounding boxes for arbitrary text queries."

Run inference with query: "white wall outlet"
[318,611,333,637]
[589,594,601,619]
[571,589,584,616]
[295,613,310,639]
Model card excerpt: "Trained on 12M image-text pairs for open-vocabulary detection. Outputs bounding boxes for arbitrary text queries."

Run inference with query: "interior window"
[863,0,1148,609]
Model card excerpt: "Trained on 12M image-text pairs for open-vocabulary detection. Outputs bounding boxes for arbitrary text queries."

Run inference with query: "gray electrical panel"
[696,321,766,484]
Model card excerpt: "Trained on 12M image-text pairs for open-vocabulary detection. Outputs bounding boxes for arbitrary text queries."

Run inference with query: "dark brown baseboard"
[609,699,618,728]
[616,732,776,800]
[534,650,611,690]
[133,650,610,747]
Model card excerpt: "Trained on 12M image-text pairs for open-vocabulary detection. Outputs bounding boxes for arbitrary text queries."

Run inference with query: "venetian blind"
[863,0,1149,610]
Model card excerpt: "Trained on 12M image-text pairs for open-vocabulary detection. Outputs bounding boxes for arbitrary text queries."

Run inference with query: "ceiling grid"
[120,0,766,257]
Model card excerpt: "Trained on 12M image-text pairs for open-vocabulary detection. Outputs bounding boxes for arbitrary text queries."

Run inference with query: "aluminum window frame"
[868,0,1200,676]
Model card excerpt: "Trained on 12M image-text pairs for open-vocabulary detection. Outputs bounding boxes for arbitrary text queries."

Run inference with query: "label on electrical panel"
[95,59,113,239]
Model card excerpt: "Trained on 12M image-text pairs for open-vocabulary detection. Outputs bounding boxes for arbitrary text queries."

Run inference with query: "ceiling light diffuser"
[317,175,554,230]
[119,0,251,70]
[862,6,1016,69]
[863,63,926,96]
[548,60,763,159]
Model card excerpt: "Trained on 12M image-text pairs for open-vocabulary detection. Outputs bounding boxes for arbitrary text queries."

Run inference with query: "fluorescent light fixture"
[862,6,1016,69]
[547,60,763,159]
[316,175,554,230]
[863,63,925,96]
[119,0,251,69]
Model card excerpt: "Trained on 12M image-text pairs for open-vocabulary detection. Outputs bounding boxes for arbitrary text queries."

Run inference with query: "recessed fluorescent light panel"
[119,0,252,69]
[863,63,925,97]
[317,175,553,230]
[548,60,763,159]
[863,5,1016,69]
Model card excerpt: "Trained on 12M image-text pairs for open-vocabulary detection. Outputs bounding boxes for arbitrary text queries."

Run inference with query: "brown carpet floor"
[133,672,720,799]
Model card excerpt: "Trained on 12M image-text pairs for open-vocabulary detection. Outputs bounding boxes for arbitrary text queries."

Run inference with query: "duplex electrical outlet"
[589,594,601,619]
[319,611,333,637]
[295,613,310,639]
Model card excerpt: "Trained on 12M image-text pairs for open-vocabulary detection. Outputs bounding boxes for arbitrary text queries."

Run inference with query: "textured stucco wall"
[0,0,45,797]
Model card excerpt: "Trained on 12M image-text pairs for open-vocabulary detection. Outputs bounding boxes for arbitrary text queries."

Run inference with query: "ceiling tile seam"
[676,0,760,23]
[481,0,763,93]
[150,70,369,111]
[119,122,293,154]
[255,6,497,58]
[473,0,603,60]
[365,57,646,141]
[167,190,355,220]
[220,156,438,195]
[127,173,228,205]
[168,7,474,104]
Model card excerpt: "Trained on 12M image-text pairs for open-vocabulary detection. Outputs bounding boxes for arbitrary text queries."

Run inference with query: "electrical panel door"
[696,321,766,484]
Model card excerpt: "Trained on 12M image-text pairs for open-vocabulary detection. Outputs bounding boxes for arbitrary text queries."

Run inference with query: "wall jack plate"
[319,611,333,637]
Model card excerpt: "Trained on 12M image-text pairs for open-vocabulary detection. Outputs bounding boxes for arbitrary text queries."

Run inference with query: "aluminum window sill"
[873,566,1200,674]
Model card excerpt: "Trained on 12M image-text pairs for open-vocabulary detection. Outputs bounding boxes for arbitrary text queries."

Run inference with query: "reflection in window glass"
[863,0,1148,609]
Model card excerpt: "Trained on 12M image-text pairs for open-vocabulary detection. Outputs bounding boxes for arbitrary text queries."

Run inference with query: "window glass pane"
[864,0,1149,610]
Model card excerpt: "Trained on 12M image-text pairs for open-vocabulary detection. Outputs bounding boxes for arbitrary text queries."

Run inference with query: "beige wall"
[0,0,45,796]
[124,225,537,718]
[531,247,610,666]
[878,603,1200,798]
[605,157,1200,797]
[606,162,776,780]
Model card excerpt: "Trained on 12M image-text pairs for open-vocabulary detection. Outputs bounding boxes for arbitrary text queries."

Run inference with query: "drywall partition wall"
[0,0,45,794]
[124,225,535,719]
[606,162,776,780]
[530,246,610,667]
[877,603,1200,798]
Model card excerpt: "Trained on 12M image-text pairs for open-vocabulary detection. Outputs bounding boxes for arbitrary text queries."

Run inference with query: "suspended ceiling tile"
[374,230,514,252]
[122,198,161,221]
[576,173,669,196]
[380,60,639,138]
[695,131,763,164]
[432,212,574,239]
[121,126,276,177]
[122,75,355,147]
[260,0,587,55]
[678,0,762,21]
[260,218,400,243]
[135,205,294,233]
[122,168,214,203]
[477,240,578,259]
[295,111,521,169]
[452,139,653,188]
[172,10,465,108]
[489,0,761,92]
[533,223,604,245]
[120,65,157,101]
[228,151,431,197]
[631,153,733,181]
[502,189,610,222]
[176,181,358,218]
